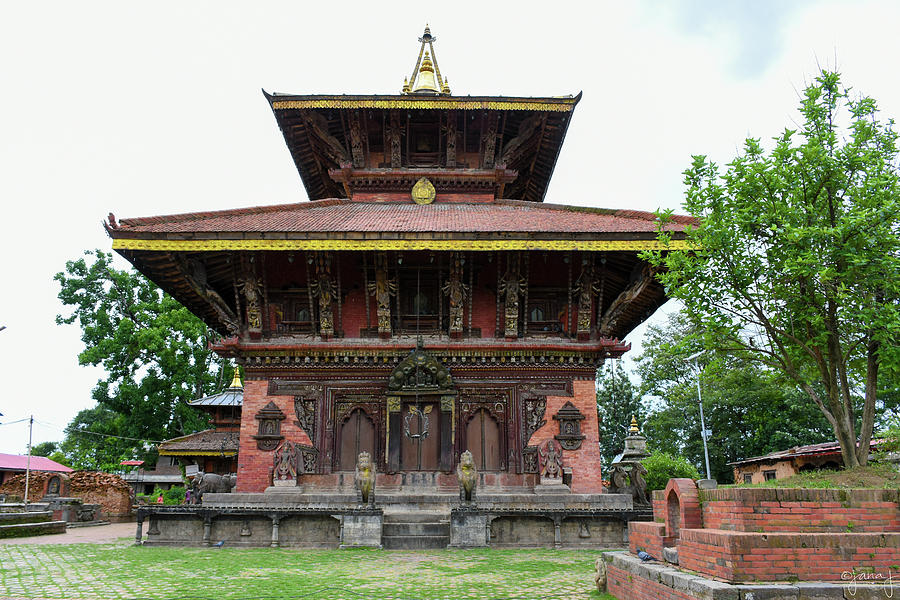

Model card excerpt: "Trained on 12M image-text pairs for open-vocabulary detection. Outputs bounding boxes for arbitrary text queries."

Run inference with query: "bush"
[140,486,186,505]
[642,451,701,491]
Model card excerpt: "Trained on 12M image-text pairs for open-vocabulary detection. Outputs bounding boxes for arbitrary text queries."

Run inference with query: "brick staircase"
[0,504,66,539]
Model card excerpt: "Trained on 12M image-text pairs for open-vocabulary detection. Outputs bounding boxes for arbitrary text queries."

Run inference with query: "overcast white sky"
[2,1,899,455]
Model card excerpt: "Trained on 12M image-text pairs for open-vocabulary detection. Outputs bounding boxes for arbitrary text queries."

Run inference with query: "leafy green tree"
[645,71,900,467]
[59,406,133,471]
[30,442,58,457]
[597,360,643,468]
[55,250,225,466]
[637,312,834,482]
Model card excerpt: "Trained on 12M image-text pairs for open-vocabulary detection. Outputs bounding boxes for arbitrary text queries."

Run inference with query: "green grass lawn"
[0,538,616,600]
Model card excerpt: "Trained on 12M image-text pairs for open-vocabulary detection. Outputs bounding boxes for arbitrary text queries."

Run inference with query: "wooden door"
[338,409,376,471]
[400,402,441,470]
[465,408,501,471]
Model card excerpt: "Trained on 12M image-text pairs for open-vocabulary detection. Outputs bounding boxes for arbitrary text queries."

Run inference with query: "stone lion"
[457,450,478,505]
[355,451,375,507]
[594,557,607,592]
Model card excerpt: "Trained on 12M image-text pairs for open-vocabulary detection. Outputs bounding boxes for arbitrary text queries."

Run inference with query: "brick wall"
[529,380,603,494]
[678,529,900,582]
[628,521,668,557]
[700,488,900,533]
[607,563,696,600]
[236,380,312,493]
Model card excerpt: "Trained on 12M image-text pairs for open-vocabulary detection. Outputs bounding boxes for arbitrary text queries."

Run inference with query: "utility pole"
[24,415,33,505]
[685,351,712,481]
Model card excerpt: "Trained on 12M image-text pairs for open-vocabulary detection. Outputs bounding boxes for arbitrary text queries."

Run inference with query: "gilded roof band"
[270,99,575,112]
[113,238,693,252]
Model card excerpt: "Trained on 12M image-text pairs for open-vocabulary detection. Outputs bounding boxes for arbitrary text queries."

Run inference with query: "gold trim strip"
[113,239,694,252]
[157,450,237,456]
[271,99,575,112]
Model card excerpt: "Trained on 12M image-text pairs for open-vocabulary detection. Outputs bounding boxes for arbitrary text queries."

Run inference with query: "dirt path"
[0,521,141,545]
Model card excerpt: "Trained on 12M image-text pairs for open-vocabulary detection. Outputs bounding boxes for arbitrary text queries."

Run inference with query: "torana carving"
[387,339,452,393]
[293,397,317,441]
[253,401,285,451]
[523,397,547,444]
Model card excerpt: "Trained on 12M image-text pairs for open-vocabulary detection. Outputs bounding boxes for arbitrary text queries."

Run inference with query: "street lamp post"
[686,351,712,481]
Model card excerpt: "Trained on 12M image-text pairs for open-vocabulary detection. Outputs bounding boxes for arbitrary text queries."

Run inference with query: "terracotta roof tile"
[112,199,695,236]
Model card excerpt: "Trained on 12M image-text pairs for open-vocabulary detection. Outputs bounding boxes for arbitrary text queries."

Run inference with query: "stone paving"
[0,525,610,600]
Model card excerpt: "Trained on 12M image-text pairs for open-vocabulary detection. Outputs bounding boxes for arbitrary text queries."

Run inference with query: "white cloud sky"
[2,0,898,454]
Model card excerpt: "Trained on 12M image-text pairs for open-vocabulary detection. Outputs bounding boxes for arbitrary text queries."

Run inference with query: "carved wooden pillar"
[386,396,401,473]
[312,252,335,339]
[348,110,364,168]
[389,111,402,168]
[482,113,499,169]
[446,110,457,167]
[443,252,467,339]
[502,252,523,339]
[576,254,595,341]
[369,252,395,339]
[239,256,263,340]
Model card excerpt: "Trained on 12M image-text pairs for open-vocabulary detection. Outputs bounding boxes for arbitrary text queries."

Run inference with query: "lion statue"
[457,450,478,505]
[354,451,375,507]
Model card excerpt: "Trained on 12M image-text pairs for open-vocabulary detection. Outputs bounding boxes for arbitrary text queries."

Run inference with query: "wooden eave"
[263,91,581,203]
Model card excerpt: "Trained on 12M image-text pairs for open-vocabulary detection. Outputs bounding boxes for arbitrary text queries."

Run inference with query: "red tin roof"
[0,453,73,473]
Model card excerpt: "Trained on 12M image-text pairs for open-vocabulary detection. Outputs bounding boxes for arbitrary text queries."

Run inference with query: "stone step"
[383,511,448,523]
[383,522,449,536]
[382,534,449,550]
[0,511,53,525]
[0,520,67,539]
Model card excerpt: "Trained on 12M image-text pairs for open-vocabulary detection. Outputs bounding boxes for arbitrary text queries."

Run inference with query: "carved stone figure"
[538,439,563,479]
[607,465,629,494]
[191,472,236,504]
[630,462,649,505]
[273,441,299,482]
[457,450,478,505]
[442,253,469,336]
[355,451,376,507]
[594,558,607,592]
[367,252,397,337]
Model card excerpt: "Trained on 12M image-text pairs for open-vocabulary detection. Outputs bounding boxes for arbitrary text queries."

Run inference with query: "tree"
[55,250,228,466]
[596,360,643,468]
[645,71,900,467]
[637,312,834,482]
[30,442,58,457]
[642,451,701,491]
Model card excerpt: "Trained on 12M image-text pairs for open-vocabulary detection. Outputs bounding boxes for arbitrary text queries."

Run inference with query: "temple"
[112,27,692,548]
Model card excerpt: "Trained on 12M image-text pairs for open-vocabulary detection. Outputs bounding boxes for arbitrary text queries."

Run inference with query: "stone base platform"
[604,551,894,600]
[138,489,651,549]
[0,510,67,539]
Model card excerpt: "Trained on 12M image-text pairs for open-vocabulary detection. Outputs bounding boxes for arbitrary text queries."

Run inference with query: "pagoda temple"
[109,26,691,512]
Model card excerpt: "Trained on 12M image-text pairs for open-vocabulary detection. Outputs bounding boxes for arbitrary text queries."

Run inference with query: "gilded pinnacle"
[629,415,640,435]
[228,370,243,390]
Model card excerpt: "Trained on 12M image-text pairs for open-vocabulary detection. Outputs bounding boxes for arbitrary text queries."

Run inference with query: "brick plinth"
[628,521,670,558]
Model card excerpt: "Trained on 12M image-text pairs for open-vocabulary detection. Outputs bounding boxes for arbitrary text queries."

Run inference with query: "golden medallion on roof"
[411,177,436,205]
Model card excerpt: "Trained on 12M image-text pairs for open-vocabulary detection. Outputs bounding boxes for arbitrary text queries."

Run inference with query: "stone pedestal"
[448,509,488,547]
[339,512,383,549]
[534,477,570,495]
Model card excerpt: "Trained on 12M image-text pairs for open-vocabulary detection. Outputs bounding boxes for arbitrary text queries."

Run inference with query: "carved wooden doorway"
[400,400,441,471]
[464,408,501,471]
[338,408,376,471]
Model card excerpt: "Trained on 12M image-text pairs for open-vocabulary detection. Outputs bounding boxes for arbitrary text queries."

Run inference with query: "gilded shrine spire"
[402,25,451,96]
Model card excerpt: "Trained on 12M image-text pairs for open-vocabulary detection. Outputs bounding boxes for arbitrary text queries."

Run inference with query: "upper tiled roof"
[728,439,881,466]
[110,199,695,237]
[157,430,239,455]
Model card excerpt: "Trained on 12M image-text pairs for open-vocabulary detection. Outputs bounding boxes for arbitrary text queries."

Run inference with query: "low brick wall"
[629,521,669,558]
[700,488,900,533]
[678,528,900,582]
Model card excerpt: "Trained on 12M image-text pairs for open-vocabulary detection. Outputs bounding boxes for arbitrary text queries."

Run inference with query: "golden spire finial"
[228,370,243,390]
[629,415,640,435]
[402,25,451,96]
[402,77,411,94]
